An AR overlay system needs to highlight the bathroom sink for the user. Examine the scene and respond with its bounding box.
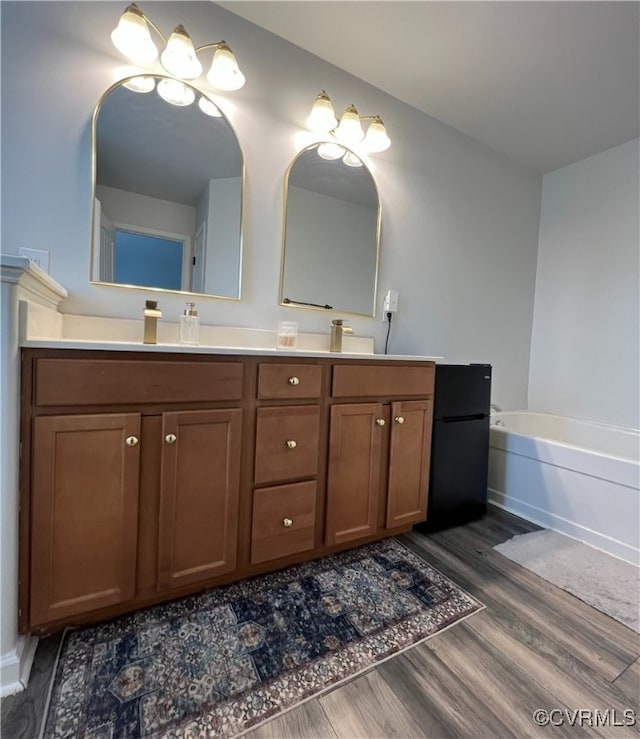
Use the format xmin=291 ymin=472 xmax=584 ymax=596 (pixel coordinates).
xmin=19 ymin=304 xmax=441 ymax=361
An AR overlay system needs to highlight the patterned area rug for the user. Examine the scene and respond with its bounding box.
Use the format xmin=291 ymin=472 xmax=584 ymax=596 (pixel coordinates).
xmin=42 ymin=538 xmax=483 ymax=738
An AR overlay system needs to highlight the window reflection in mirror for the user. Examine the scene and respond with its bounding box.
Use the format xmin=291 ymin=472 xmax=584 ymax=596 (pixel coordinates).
xmin=280 ymin=143 xmax=380 ymax=317
xmin=91 ymin=76 xmax=243 ymax=299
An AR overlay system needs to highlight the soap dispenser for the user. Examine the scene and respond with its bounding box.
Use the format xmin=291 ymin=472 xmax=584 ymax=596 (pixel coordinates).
xmin=179 ymin=302 xmax=200 ymax=345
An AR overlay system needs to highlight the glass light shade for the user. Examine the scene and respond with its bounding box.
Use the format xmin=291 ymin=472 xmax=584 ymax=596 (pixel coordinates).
xmin=198 ymin=96 xmax=222 ymax=117
xmin=342 ymin=151 xmax=363 ymax=168
xmin=123 ymin=76 xmax=156 ymax=93
xmin=160 ymin=25 xmax=202 ymax=80
xmin=306 ymin=91 xmax=337 ymax=132
xmin=207 ymin=44 xmax=245 ymax=91
xmin=111 ymin=4 xmax=158 ymax=64
xmin=363 ymin=117 xmax=391 ymax=153
xmin=336 ymin=105 xmax=364 ymax=144
xmin=157 ymin=78 xmax=196 ymax=106
xmin=317 ymin=142 xmax=345 ymax=160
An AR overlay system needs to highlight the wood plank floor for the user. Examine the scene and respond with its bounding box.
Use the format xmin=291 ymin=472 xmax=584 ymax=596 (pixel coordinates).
xmin=3 ymin=507 xmax=638 ymax=738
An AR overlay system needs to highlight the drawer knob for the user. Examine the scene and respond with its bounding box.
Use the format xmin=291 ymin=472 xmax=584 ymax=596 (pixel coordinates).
xmin=125 ymin=435 xmax=139 ymax=447
xmin=288 ymin=376 xmax=300 ymax=385
xmin=286 ymin=439 xmax=297 ymax=449
xmin=375 ymin=418 xmax=385 ymax=427
xmin=283 ymin=517 xmax=293 ymax=528
xmin=394 ymin=416 xmax=405 ymax=424
xmin=165 ymin=433 xmax=177 ymax=444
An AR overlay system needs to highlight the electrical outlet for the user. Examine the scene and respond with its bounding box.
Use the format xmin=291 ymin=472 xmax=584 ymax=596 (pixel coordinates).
xmin=19 ymin=247 xmax=50 ymax=273
xmin=382 ymin=290 xmax=399 ymax=319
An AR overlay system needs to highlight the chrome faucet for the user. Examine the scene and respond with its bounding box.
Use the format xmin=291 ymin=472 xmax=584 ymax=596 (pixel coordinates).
xmin=330 ymin=319 xmax=353 ymax=352
xmin=490 ymin=403 xmax=503 ymax=413
xmin=143 ymin=300 xmax=162 ymax=344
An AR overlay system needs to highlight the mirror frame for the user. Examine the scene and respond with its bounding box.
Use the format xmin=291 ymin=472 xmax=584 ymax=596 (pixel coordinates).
xmin=89 ymin=75 xmax=245 ymax=301
xmin=279 ymin=143 xmax=381 ymax=318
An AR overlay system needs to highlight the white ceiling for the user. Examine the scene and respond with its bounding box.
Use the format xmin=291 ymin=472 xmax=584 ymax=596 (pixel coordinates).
xmin=219 ymin=1 xmax=639 ymax=173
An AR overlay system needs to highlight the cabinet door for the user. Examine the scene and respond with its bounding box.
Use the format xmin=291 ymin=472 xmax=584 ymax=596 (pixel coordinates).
xmin=30 ymin=413 xmax=140 ymax=627
xmin=386 ymin=400 xmax=432 ymax=528
xmin=158 ymin=409 xmax=242 ymax=589
xmin=325 ymin=403 xmax=383 ymax=546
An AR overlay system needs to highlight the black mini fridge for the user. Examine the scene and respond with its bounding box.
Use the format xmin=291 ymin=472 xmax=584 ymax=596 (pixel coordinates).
xmin=416 ymin=364 xmax=492 ymax=533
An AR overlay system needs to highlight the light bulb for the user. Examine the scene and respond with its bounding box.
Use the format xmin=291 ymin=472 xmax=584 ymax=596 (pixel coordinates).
xmin=157 ymin=78 xmax=195 ymax=106
xmin=123 ymin=76 xmax=156 ymax=93
xmin=111 ymin=4 xmax=158 ymax=64
xmin=317 ymin=142 xmax=345 ymax=160
xmin=336 ymin=105 xmax=364 ymax=145
xmin=198 ymin=96 xmax=222 ymax=117
xmin=306 ymin=91 xmax=337 ymax=133
xmin=160 ymin=25 xmax=202 ymax=80
xmin=363 ymin=116 xmax=391 ymax=153
xmin=342 ymin=151 xmax=363 ymax=167
xmin=207 ymin=43 xmax=245 ymax=91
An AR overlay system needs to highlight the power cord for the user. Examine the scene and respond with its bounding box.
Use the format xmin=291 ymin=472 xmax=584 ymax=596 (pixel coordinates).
xmin=384 ymin=312 xmax=392 ymax=354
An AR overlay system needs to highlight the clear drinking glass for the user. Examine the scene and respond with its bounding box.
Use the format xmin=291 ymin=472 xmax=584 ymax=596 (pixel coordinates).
xmin=276 ymin=321 xmax=298 ymax=350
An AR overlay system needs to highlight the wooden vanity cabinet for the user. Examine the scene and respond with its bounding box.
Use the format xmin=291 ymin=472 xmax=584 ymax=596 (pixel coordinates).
xmin=21 ymin=352 xmax=245 ymax=632
xmin=157 ymin=409 xmax=242 ymax=590
xmin=29 ymin=413 xmax=141 ymax=627
xmin=20 ymin=350 xmax=434 ymax=634
xmin=28 ymin=407 xmax=243 ymax=628
xmin=325 ymin=364 xmax=434 ymax=546
xmin=325 ymin=399 xmax=433 ymax=546
xmin=250 ymin=362 xmax=323 ymax=566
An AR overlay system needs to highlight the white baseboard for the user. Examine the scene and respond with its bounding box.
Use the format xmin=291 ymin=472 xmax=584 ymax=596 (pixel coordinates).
xmin=489 ymin=488 xmax=640 ymax=566
xmin=0 ymin=635 xmax=39 ymax=697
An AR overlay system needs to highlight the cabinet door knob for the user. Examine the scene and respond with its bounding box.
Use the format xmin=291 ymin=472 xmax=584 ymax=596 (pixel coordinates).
xmin=283 ymin=517 xmax=293 ymax=528
xmin=125 ymin=435 xmax=139 ymax=447
xmin=375 ymin=418 xmax=385 ymax=426
xmin=165 ymin=433 xmax=177 ymax=444
xmin=288 ymin=376 xmax=300 ymax=385
xmin=394 ymin=416 xmax=405 ymax=424
xmin=286 ymin=439 xmax=297 ymax=449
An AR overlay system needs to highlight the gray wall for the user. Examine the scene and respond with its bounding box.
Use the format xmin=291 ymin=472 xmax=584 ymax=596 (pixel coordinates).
xmin=1 ymin=1 xmax=542 ymax=408
xmin=529 ymin=138 xmax=639 ymax=429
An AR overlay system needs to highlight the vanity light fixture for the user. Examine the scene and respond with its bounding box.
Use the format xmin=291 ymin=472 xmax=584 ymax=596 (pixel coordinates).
xmin=307 ymin=90 xmax=391 ymax=154
xmin=111 ymin=3 xmax=246 ymax=92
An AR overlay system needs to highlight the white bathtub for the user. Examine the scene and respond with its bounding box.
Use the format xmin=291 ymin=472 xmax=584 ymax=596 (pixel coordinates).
xmin=488 ymin=412 xmax=640 ymax=565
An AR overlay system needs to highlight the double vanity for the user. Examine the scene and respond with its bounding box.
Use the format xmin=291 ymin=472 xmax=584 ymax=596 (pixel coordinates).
xmin=18 ymin=324 xmax=438 ymax=634
xmin=11 ymin=65 xmax=426 ymax=641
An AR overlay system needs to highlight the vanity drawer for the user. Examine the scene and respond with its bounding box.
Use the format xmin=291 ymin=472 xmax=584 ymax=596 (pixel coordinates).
xmin=34 ymin=359 xmax=244 ymax=407
xmin=257 ymin=363 xmax=322 ymax=400
xmin=332 ymin=364 xmax=435 ymax=398
xmin=254 ymin=405 xmax=320 ymax=484
xmin=251 ymin=481 xmax=317 ymax=564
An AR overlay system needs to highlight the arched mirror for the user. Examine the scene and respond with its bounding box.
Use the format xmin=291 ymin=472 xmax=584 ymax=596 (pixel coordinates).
xmin=280 ymin=143 xmax=380 ymax=316
xmin=91 ymin=76 xmax=243 ymax=299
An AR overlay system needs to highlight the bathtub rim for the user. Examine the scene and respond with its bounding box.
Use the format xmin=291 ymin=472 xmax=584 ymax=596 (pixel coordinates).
xmin=490 ymin=410 xmax=640 ymax=467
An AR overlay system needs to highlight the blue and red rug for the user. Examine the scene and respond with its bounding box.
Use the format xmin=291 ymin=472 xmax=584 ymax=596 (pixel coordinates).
xmin=42 ymin=538 xmax=483 ymax=738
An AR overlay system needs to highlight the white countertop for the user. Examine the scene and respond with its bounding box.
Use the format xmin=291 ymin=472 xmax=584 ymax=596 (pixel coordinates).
xmin=21 ymin=337 xmax=442 ymax=362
